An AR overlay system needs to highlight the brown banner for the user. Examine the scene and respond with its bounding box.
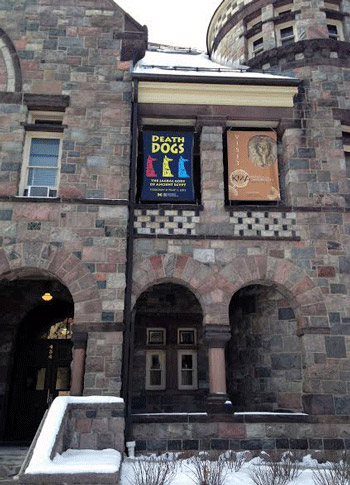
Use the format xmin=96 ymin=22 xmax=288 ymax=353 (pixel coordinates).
xmin=227 ymin=130 xmax=280 ymax=201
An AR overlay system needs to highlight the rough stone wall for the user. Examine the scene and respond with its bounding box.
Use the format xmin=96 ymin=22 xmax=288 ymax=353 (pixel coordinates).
xmin=228 ymin=285 xmax=302 ymax=412
xmin=0 ymin=0 xmax=143 ymax=405
xmin=0 ymin=0 xmax=132 ymax=200
xmin=132 ymin=118 xmax=350 ymax=417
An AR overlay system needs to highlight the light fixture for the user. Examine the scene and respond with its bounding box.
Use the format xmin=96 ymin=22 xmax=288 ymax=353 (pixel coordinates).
xmin=42 ymin=292 xmax=53 ymax=302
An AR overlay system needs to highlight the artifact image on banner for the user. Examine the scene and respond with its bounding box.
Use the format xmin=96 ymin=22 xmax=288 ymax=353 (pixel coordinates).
xmin=227 ymin=130 xmax=280 ymax=201
xmin=141 ymin=131 xmax=195 ymax=202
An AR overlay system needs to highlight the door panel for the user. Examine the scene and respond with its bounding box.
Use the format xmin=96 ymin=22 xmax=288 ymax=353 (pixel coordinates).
xmin=6 ymin=339 xmax=72 ymax=441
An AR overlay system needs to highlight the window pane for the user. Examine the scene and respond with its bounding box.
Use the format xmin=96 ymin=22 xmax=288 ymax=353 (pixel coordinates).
xmin=182 ymin=370 xmax=193 ymax=386
xmin=180 ymin=330 xmax=195 ymax=344
xmin=28 ymin=168 xmax=57 ymax=186
xmin=280 ymin=27 xmax=294 ymax=38
xmin=56 ymin=367 xmax=70 ymax=390
xmin=151 ymin=355 xmax=161 ymax=369
xmin=150 ymin=370 xmax=161 ymax=386
xmin=182 ymin=354 xmax=193 ymax=369
xmin=36 ymin=368 xmax=46 ymax=390
xmin=328 ymin=24 xmax=338 ymax=35
xmin=29 ymin=138 xmax=60 ymax=167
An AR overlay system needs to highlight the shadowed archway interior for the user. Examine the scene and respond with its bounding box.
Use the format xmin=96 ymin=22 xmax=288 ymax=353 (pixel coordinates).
xmin=131 ymin=282 xmax=207 ymax=414
xmin=0 ymin=274 xmax=73 ymax=442
xmin=227 ymin=283 xmax=303 ymax=413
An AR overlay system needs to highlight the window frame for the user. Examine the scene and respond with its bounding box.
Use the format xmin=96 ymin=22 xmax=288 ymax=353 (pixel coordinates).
xmin=146 ymin=350 xmax=166 ymax=390
xmin=177 ymin=328 xmax=197 ymax=346
xmin=177 ymin=349 xmax=198 ymax=390
xmin=248 ymin=33 xmax=264 ymax=58
xmin=276 ymin=22 xmax=296 ymax=46
xmin=327 ymin=20 xmax=344 ymax=40
xmin=19 ymin=130 xmax=63 ymax=198
xmin=147 ymin=328 xmax=166 ymax=346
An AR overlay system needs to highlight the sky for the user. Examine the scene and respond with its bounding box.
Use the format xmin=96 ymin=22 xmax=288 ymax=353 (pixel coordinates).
xmin=115 ymin=0 xmax=222 ymax=52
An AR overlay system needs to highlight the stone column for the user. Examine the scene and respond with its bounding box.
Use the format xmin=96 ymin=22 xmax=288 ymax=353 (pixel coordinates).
xmin=204 ymin=325 xmax=232 ymax=413
xmin=70 ymin=332 xmax=88 ymax=396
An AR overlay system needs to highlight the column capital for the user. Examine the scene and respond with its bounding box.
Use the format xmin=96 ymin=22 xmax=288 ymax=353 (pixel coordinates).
xmin=196 ymin=115 xmax=227 ymax=131
xmin=203 ymin=324 xmax=231 ymax=348
xmin=72 ymin=331 xmax=88 ymax=349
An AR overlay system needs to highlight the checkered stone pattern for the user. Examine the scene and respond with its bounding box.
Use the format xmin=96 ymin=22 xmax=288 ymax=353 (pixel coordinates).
xmin=229 ymin=210 xmax=299 ymax=238
xmin=134 ymin=209 xmax=200 ymax=236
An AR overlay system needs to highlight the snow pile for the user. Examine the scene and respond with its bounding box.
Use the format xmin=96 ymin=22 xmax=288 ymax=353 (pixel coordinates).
xmin=26 ymin=396 xmax=123 ymax=475
xmin=120 ymin=453 xmax=322 ymax=485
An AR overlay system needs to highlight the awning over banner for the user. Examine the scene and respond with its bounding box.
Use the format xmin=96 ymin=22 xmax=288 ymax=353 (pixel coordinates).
xmin=227 ymin=130 xmax=280 ymax=201
xmin=141 ymin=131 xmax=195 ymax=202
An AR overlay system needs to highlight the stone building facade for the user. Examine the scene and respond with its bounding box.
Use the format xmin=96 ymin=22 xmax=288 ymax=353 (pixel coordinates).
xmin=0 ymin=0 xmax=146 ymax=444
xmin=0 ymin=0 xmax=350 ymax=463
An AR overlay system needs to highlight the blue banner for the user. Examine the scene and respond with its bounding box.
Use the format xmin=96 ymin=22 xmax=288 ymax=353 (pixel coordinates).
xmin=141 ymin=131 xmax=195 ymax=202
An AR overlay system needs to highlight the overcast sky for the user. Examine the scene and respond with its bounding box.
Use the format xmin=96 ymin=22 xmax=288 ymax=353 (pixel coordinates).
xmin=116 ymin=0 xmax=222 ymax=51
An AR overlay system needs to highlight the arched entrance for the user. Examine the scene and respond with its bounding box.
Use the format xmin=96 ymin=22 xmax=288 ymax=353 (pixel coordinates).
xmin=227 ymin=283 xmax=303 ymax=413
xmin=131 ymin=282 xmax=207 ymax=414
xmin=0 ymin=272 xmax=73 ymax=442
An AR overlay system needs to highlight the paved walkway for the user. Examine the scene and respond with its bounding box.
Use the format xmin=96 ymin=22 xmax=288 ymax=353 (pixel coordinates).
xmin=0 ymin=447 xmax=28 ymax=483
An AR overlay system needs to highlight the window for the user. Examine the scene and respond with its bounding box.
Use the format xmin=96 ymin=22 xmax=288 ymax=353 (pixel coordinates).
xmin=327 ymin=21 xmax=343 ymax=40
xmin=178 ymin=328 xmax=197 ymax=345
xmin=147 ymin=328 xmax=166 ymax=345
xmin=279 ymin=25 xmax=295 ymax=45
xmin=20 ymin=111 xmax=64 ymax=197
xmin=178 ymin=350 xmax=197 ymax=390
xmin=252 ymin=37 xmax=264 ymax=55
xmin=248 ymin=34 xmax=264 ymax=58
xmin=146 ymin=351 xmax=166 ymax=390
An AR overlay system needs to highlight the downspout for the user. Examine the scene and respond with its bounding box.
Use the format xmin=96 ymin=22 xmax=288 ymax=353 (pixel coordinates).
xmin=122 ymin=78 xmax=138 ymax=442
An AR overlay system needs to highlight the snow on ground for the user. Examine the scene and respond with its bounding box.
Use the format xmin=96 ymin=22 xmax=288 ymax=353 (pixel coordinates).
xmin=120 ymin=454 xmax=320 ymax=485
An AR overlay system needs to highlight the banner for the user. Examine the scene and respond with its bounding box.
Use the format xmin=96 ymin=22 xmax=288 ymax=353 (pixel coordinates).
xmin=227 ymin=131 xmax=280 ymax=201
xmin=141 ymin=131 xmax=195 ymax=202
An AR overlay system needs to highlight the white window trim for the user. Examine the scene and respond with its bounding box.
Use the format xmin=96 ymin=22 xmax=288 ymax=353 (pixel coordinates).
xmin=247 ymin=15 xmax=261 ymax=31
xmin=28 ymin=110 xmax=65 ymax=124
xmin=327 ymin=20 xmax=344 ymax=41
xmin=275 ymin=3 xmax=294 ymax=16
xmin=177 ymin=328 xmax=197 ymax=345
xmin=147 ymin=328 xmax=166 ymax=346
xmin=324 ymin=2 xmax=340 ymax=11
xmin=248 ymin=33 xmax=264 ymax=59
xmin=177 ymin=350 xmax=198 ymax=390
xmin=146 ymin=350 xmax=166 ymax=390
xmin=19 ymin=131 xmax=63 ymax=197
xmin=276 ymin=21 xmax=297 ymax=47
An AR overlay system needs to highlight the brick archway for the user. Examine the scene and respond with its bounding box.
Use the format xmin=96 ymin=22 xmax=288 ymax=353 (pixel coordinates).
xmin=220 ymin=255 xmax=329 ymax=332
xmin=132 ymin=254 xmax=328 ymax=331
xmin=0 ymin=28 xmax=22 ymax=92
xmin=0 ymin=242 xmax=102 ymax=324
xmin=132 ymin=254 xmax=238 ymax=325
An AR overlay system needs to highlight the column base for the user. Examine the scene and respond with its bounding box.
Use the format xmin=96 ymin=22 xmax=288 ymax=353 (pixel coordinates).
xmin=207 ymin=393 xmax=233 ymax=414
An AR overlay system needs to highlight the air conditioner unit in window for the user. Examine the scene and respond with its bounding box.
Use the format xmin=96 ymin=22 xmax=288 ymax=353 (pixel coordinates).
xmin=24 ymin=186 xmax=57 ymax=197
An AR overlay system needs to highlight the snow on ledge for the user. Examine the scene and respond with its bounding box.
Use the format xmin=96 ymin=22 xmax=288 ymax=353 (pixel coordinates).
xmin=26 ymin=396 xmax=123 ymax=475
xmin=234 ymin=412 xmax=308 ymax=416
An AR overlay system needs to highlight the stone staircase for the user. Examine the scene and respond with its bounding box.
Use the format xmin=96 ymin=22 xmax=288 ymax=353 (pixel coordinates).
xmin=0 ymin=447 xmax=28 ymax=483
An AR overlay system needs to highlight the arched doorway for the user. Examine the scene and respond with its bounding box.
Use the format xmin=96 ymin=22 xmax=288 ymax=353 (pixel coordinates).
xmin=131 ymin=282 xmax=207 ymax=414
xmin=0 ymin=272 xmax=73 ymax=442
xmin=227 ymin=283 xmax=303 ymax=413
